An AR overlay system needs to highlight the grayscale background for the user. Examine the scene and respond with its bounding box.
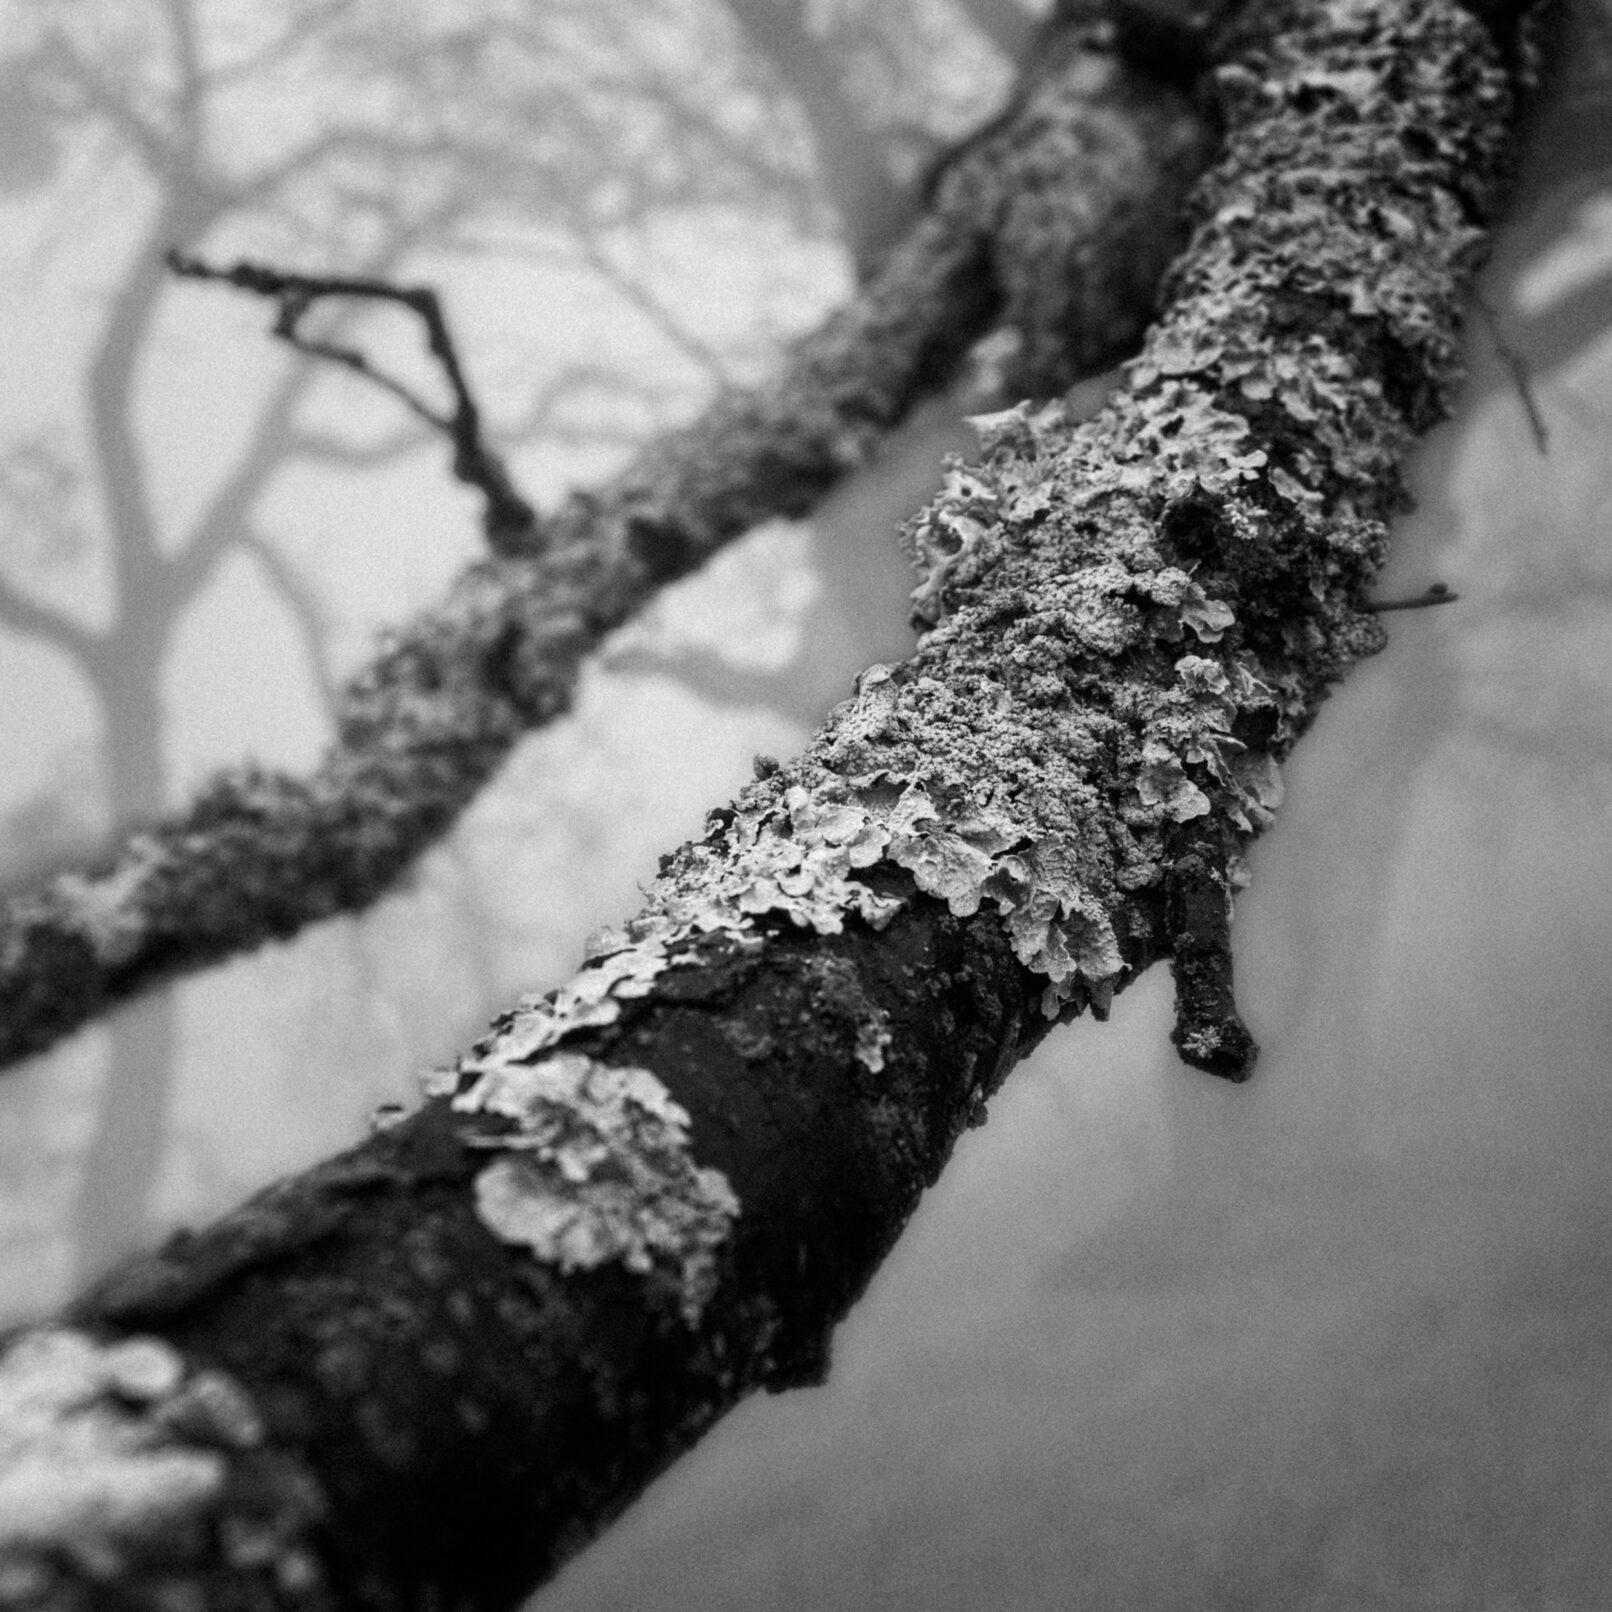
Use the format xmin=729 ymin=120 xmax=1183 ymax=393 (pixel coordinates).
xmin=2 ymin=3 xmax=1611 ymax=1606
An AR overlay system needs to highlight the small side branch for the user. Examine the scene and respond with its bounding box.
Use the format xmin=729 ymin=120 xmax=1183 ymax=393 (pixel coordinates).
xmin=1164 ymin=825 xmax=1256 ymax=1082
xmin=1474 ymin=289 xmax=1549 ymax=454
xmin=165 ymin=250 xmax=542 ymax=555
xmin=1366 ymin=582 xmax=1459 ymax=611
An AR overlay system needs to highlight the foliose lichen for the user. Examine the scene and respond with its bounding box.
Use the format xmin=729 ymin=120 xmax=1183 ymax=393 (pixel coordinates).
xmin=0 ymin=1328 xmax=325 ymax=1607
xmin=449 ymin=1051 xmax=739 ymax=1326
xmin=53 ymin=836 xmax=168 ymax=969
xmin=0 ymin=16 xmax=1216 ymax=1081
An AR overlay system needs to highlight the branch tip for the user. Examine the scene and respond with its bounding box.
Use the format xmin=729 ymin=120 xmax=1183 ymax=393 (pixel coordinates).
xmin=1164 ymin=831 xmax=1257 ymax=1082
xmin=1366 ymin=582 xmax=1458 ymax=612
xmin=164 ymin=248 xmax=543 ymax=558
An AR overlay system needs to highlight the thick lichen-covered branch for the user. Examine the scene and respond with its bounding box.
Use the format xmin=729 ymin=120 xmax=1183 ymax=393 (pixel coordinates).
xmin=0 ymin=14 xmax=1212 ymax=1072
xmin=0 ymin=4 xmax=1519 ymax=1609
xmin=609 ymin=0 xmax=1513 ymax=1082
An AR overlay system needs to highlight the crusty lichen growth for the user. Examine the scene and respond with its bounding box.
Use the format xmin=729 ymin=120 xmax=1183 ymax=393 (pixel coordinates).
xmin=443 ymin=0 xmax=1513 ymax=1093
xmin=0 ymin=1329 xmax=328 ymax=1610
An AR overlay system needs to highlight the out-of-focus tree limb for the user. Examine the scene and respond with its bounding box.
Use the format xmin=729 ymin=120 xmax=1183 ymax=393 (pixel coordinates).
xmin=572 ymin=233 xmax=735 ymax=383
xmin=0 ymin=5 xmax=1527 ymax=1607
xmin=719 ymin=0 xmax=921 ymax=276
xmin=238 ymin=527 xmax=342 ymax=720
xmin=164 ymin=251 xmax=541 ymax=554
xmin=0 ymin=572 xmax=97 ymax=661
xmin=35 ymin=27 xmax=174 ymax=175
xmin=162 ymin=0 xmax=205 ymax=154
xmin=208 ymin=0 xmax=361 ymax=89
xmin=0 ymin=9 xmax=1215 ymax=1071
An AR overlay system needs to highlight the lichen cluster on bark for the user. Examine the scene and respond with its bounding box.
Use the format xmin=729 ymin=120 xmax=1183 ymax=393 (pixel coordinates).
xmin=0 ymin=2 xmax=1525 ymax=1609
xmin=0 ymin=13 xmax=1209 ymax=1073
xmin=515 ymin=0 xmax=1513 ymax=1086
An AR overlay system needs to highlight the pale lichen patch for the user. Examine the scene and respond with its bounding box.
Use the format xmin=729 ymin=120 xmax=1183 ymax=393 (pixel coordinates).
xmin=490 ymin=939 xmax=686 ymax=1062
xmin=452 ymin=1052 xmax=739 ymax=1326
xmin=854 ymin=1012 xmax=892 ymax=1074
xmin=54 ymin=836 xmax=167 ymax=969
xmin=0 ymin=1328 xmax=318 ymax=1603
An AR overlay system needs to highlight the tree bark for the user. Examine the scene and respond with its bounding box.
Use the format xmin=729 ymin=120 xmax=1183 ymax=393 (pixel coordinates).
xmin=0 ymin=2 xmax=1524 ymax=1609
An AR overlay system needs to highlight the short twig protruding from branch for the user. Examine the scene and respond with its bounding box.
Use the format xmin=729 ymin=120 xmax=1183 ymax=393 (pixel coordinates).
xmin=1366 ymin=581 xmax=1459 ymax=612
xmin=165 ymin=250 xmax=542 ymax=556
xmin=1164 ymin=822 xmax=1257 ymax=1082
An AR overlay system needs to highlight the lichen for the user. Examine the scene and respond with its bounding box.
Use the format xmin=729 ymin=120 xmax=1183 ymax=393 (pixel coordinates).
xmin=450 ymin=1051 xmax=739 ymax=1326
xmin=54 ymin=836 xmax=167 ymax=968
xmin=854 ymin=1011 xmax=892 ymax=1074
xmin=0 ymin=1328 xmax=325 ymax=1606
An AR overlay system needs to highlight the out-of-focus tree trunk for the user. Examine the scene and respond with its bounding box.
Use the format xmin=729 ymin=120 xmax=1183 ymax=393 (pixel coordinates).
xmin=67 ymin=200 xmax=215 ymax=1282
xmin=74 ymin=665 xmax=177 ymax=1282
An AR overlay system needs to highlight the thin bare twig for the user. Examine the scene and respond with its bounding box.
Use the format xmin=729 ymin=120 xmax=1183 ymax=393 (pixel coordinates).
xmin=1366 ymin=582 xmax=1459 ymax=611
xmin=1474 ymin=288 xmax=1550 ymax=454
xmin=165 ymin=250 xmax=542 ymax=554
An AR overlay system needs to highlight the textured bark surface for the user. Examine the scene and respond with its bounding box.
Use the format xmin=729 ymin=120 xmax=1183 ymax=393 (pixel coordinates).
xmin=0 ymin=3 xmax=1522 ymax=1609
xmin=0 ymin=15 xmax=1211 ymax=1072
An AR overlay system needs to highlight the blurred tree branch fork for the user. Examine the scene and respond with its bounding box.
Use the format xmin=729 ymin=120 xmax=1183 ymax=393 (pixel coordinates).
xmin=162 ymin=251 xmax=542 ymax=555
xmin=0 ymin=2 xmax=1538 ymax=1609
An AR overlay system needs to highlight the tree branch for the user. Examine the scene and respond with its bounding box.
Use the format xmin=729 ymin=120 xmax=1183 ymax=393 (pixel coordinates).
xmin=283 ymin=422 xmax=433 ymax=468
xmin=720 ymin=0 xmax=919 ymax=277
xmin=0 ymin=571 xmax=97 ymax=663
xmin=601 ymin=639 xmax=817 ymax=718
xmin=36 ymin=27 xmax=174 ymax=176
xmin=574 ymin=233 xmax=734 ymax=384
xmin=0 ymin=6 xmax=1523 ymax=1607
xmin=161 ymin=0 xmax=205 ymax=156
xmin=1367 ymin=582 xmax=1460 ymax=612
xmin=954 ymin=0 xmax=1040 ymax=61
xmin=0 ymin=17 xmax=1213 ymax=1073
xmin=165 ymin=251 xmax=542 ymax=555
xmin=1474 ymin=288 xmax=1550 ymax=451
xmin=231 ymin=127 xmax=480 ymax=212
xmin=210 ymin=0 xmax=360 ymax=89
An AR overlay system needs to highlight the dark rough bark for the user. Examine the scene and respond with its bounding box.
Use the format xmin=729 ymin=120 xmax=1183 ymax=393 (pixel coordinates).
xmin=0 ymin=3 xmax=1522 ymax=1609
xmin=0 ymin=16 xmax=1211 ymax=1073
